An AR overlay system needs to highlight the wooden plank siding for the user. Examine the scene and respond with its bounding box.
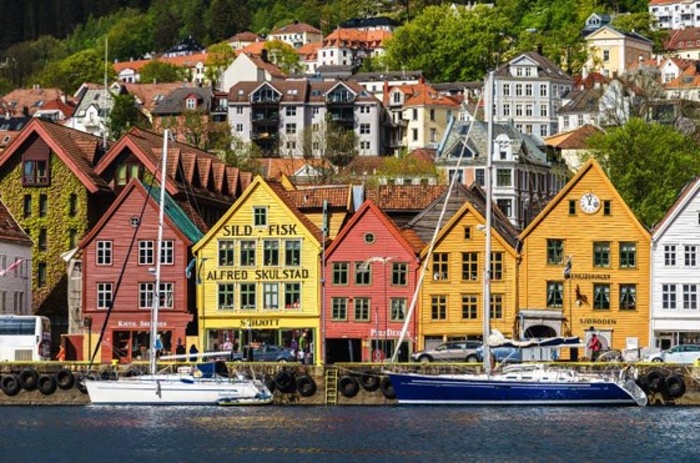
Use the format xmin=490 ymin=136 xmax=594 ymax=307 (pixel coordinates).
xmin=519 ymin=159 xmax=651 ymax=352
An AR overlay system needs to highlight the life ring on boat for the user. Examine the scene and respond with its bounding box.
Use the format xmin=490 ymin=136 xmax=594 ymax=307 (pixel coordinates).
xmin=666 ymin=375 xmax=686 ymax=399
xmin=358 ymin=371 xmax=380 ymax=392
xmin=37 ymin=374 xmax=57 ymax=395
xmin=296 ymin=375 xmax=317 ymax=397
xmin=55 ymin=368 xmax=75 ymax=390
xmin=380 ymin=376 xmax=396 ymax=399
xmin=274 ymin=370 xmax=295 ymax=393
xmin=338 ymin=375 xmax=360 ymax=398
xmin=646 ymin=370 xmax=665 ymax=393
xmin=18 ymin=368 xmax=38 ymax=391
xmin=1 ymin=374 xmax=21 ymax=396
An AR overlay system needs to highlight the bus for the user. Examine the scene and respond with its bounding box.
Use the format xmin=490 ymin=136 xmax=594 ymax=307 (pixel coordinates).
xmin=0 ymin=315 xmax=51 ymax=362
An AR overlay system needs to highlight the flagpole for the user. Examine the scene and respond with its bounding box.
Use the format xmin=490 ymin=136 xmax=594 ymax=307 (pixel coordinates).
xmin=565 ymin=255 xmax=572 ymax=336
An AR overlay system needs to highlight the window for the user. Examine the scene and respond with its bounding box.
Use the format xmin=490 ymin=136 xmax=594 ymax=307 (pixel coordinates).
xmin=464 ymin=226 xmax=471 ymax=240
xmin=263 ymin=240 xmax=279 ymax=266
xmin=360 ymin=106 xmax=370 ymax=114
xmin=253 ymin=207 xmax=267 ymax=226
xmin=139 ymin=240 xmax=154 ymax=265
xmin=568 ymin=200 xmax=576 ymax=215
xmin=593 ymin=242 xmax=610 ymax=267
xmin=360 ymin=123 xmax=370 ymax=134
xmin=97 ymin=283 xmax=113 ymax=309
xmin=540 ymin=125 xmax=548 ymax=137
xmin=620 ymin=242 xmax=637 ymax=268
xmin=23 ymin=159 xmax=49 ymax=186
xmin=23 ymin=195 xmax=31 ymax=218
xmin=160 ymin=240 xmax=174 ymax=264
xmin=515 ymin=84 xmax=523 ymax=96
xmin=392 ymin=263 xmax=407 ymax=286
xmin=603 ymin=200 xmax=611 ymax=215
xmin=462 ymin=252 xmax=478 ymax=281
xmin=240 ymin=240 xmax=256 ymax=266
xmin=412 ymin=108 xmax=418 ymax=121
xmin=186 ymin=98 xmax=196 ymax=110
xmin=284 ymin=282 xmax=300 ymax=308
xmin=332 ymin=298 xmax=348 ymax=320
xmin=115 ymin=163 xmax=141 ymax=186
xmin=391 ymin=298 xmax=407 ymax=321
xmin=285 ymin=123 xmax=296 ymax=134
xmin=37 ymin=228 xmax=47 ymax=252
xmin=515 ymin=104 xmax=523 ymax=116
xmin=363 ymin=233 xmax=375 ymax=244
xmin=285 ymin=240 xmax=301 ymax=266
xmin=462 ymin=294 xmax=478 ymax=319
xmin=683 ymin=284 xmax=698 ymax=309
xmin=355 ymin=262 xmax=371 ymax=285
xmin=39 ymin=194 xmax=47 ymax=217
xmin=96 ymin=241 xmax=112 ymax=265
xmin=540 ymin=104 xmax=548 ymax=117
xmin=139 ymin=283 xmax=154 ymax=308
xmin=685 ymin=245 xmax=697 ymax=267
xmin=603 ymin=50 xmax=610 ymax=62
xmin=332 ymin=262 xmax=349 ymax=285
xmin=431 ymin=295 xmax=447 ymax=320
xmin=240 ymin=283 xmax=256 ymax=309
xmin=37 ymin=263 xmax=47 ymax=287
xmin=490 ymin=294 xmax=503 ymax=319
xmin=662 ymin=284 xmax=677 ymax=309
xmin=620 ymin=284 xmax=637 ymax=310
xmin=547 ymin=281 xmax=564 ymax=308
xmin=503 ymin=104 xmax=511 ymax=117
xmin=593 ymin=284 xmax=610 ymax=309
xmin=503 ymin=84 xmax=510 ymax=96
xmin=236 ymin=124 xmax=243 ymax=132
xmin=285 ymin=106 xmax=297 ymax=117
xmin=540 ymin=85 xmax=548 ymax=97
xmin=263 ymin=283 xmax=279 ymax=309
xmin=496 ymin=199 xmax=512 ymax=217
xmin=430 ymin=128 xmax=437 ymax=143
xmin=354 ymin=297 xmax=370 ymax=321
xmin=563 ymin=116 xmax=569 ymax=128
xmin=496 ymin=169 xmax=511 ymax=187
xmin=219 ymin=240 xmax=235 ymax=266
xmin=430 ymin=109 xmax=435 ymax=121
xmin=525 ymin=84 xmax=533 ymax=96
xmin=69 ymin=194 xmax=77 ymax=217
xmin=412 ymin=128 xmax=418 ymax=141
xmin=218 ymin=283 xmax=235 ymax=309
xmin=432 ymin=253 xmax=448 ymax=281
xmin=68 ymin=229 xmax=77 ymax=249
xmin=491 ymin=252 xmax=503 ymax=280
xmin=236 ymin=106 xmax=244 ymax=114
xmin=475 ymin=169 xmax=485 ymax=186
xmin=664 ymin=245 xmax=677 ymax=266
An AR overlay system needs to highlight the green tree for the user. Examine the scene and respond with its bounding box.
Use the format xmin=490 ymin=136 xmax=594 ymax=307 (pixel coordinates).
xmin=38 ymin=48 xmax=114 ymax=93
xmin=612 ymin=13 xmax=667 ymax=53
xmin=587 ymin=118 xmax=700 ymax=227
xmin=205 ymin=42 xmax=236 ymax=86
xmin=264 ymin=40 xmax=299 ymax=75
xmin=139 ymin=60 xmax=185 ymax=84
xmin=107 ymin=14 xmax=154 ymax=61
xmin=109 ymin=92 xmax=149 ymax=139
xmin=206 ymin=0 xmax=251 ymax=44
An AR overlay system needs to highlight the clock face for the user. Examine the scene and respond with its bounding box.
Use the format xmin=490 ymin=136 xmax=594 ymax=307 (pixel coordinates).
xmin=580 ymin=193 xmax=601 ymax=214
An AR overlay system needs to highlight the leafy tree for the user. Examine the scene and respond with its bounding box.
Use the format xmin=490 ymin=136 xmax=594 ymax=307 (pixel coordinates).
xmin=107 ymin=13 xmax=154 ymax=61
xmin=264 ymin=41 xmax=300 ymax=75
xmin=110 ymin=92 xmax=149 ymax=139
xmin=139 ymin=60 xmax=185 ymax=84
xmin=224 ymin=134 xmax=265 ymax=174
xmin=586 ymin=118 xmax=700 ymax=227
xmin=38 ymin=48 xmax=114 ymax=93
xmin=206 ymin=0 xmax=251 ymax=44
xmin=612 ymin=13 xmax=667 ymax=53
xmin=298 ymin=120 xmax=358 ymax=183
xmin=205 ymin=42 xmax=237 ymax=87
xmin=146 ymin=0 xmax=183 ymax=51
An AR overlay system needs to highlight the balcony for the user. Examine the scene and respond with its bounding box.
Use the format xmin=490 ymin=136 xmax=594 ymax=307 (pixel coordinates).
xmin=251 ymin=111 xmax=280 ymax=125
xmin=250 ymin=95 xmax=281 ymax=105
xmin=251 ymin=131 xmax=279 ymax=141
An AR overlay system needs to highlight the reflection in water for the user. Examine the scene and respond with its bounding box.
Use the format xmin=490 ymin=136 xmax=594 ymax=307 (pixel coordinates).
xmin=3 ymin=406 xmax=700 ymax=462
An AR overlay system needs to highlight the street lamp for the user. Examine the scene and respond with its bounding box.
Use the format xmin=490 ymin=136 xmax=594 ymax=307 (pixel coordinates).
xmin=197 ymin=257 xmax=208 ymax=351
xmin=360 ymin=256 xmax=394 ymax=362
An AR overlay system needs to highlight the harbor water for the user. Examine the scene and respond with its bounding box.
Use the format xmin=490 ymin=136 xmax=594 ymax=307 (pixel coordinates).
xmin=3 ymin=405 xmax=700 ymax=462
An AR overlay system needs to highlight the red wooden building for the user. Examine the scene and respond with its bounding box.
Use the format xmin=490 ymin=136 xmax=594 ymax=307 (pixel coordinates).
xmin=324 ymin=200 xmax=423 ymax=363
xmin=79 ymin=179 xmax=203 ymax=363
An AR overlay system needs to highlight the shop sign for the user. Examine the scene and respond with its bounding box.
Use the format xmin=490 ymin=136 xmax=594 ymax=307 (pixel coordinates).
xmin=207 ymin=268 xmax=309 ymax=281
xmin=370 ymin=328 xmax=410 ymax=338
xmin=570 ymin=273 xmax=611 ymax=280
xmin=240 ymin=318 xmax=281 ymax=328
xmin=222 ymin=224 xmax=299 ymax=237
xmin=578 ymin=318 xmax=617 ymax=326
xmin=115 ymin=320 xmax=168 ymax=328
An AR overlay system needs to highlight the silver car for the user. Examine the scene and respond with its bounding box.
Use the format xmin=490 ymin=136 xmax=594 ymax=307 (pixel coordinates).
xmin=646 ymin=344 xmax=700 ymax=364
xmin=411 ymin=340 xmax=482 ymax=363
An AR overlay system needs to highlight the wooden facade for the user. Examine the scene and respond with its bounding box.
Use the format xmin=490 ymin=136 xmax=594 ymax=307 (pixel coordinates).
xmin=518 ymin=159 xmax=651 ymax=355
xmin=79 ymin=180 xmax=201 ymax=363
xmin=192 ymin=177 xmax=324 ymax=364
xmin=324 ymin=200 xmax=422 ymax=363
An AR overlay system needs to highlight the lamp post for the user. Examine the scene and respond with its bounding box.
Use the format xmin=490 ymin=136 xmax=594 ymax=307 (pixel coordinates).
xmin=197 ymin=257 xmax=208 ymax=351
xmin=361 ymin=256 xmax=394 ymax=362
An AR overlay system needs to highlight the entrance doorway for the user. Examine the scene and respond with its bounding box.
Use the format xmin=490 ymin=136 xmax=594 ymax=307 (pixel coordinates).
xmin=326 ymin=338 xmax=361 ymax=363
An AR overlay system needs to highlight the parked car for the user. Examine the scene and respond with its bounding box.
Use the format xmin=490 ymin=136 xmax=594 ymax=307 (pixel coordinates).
xmin=645 ymin=344 xmax=700 ymax=364
xmin=231 ymin=344 xmax=297 ymax=362
xmin=476 ymin=345 xmax=521 ymax=363
xmin=411 ymin=340 xmax=482 ymax=363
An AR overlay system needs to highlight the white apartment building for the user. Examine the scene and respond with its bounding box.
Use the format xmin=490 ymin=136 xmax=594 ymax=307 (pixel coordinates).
xmin=649 ymin=0 xmax=700 ymax=30
xmin=0 ymin=199 xmax=32 ymax=315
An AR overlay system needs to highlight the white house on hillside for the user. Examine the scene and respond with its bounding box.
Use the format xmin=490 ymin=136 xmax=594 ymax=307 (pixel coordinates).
xmin=0 ymin=199 xmax=32 ymax=315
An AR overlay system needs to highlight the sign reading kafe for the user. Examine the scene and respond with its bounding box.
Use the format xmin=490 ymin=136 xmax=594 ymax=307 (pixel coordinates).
xmin=207 ymin=268 xmax=309 ymax=281
xmin=222 ymin=224 xmax=299 ymax=236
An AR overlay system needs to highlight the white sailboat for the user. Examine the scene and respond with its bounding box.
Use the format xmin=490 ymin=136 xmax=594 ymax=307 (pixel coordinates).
xmin=84 ymin=130 xmax=272 ymax=405
xmin=386 ymin=72 xmax=647 ymax=406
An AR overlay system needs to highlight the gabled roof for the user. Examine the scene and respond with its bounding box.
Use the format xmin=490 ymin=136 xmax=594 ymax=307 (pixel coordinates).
xmin=544 ymin=124 xmax=602 ymax=150
xmin=402 ymin=82 xmax=460 ymax=108
xmin=664 ymin=27 xmax=700 ymax=51
xmin=113 ymin=53 xmax=208 ymax=73
xmin=78 ymin=178 xmax=203 ymax=250
xmin=0 ymin=198 xmax=32 ymax=245
xmin=495 ymin=51 xmax=572 ymax=81
xmin=121 ymin=82 xmax=191 ymax=113
xmin=0 ymin=87 xmax=70 ymax=117
xmin=585 ymin=25 xmax=653 ymax=44
xmin=151 ymin=86 xmax=213 ymax=115
xmin=558 ymin=88 xmax=603 ymax=114
xmin=0 ymin=118 xmax=110 ymax=193
xmin=193 ymin=176 xmax=325 ymax=252
xmin=322 ymin=28 xmax=392 ymax=48
xmin=652 ymin=177 xmax=700 ymax=238
xmin=164 ymin=36 xmax=205 ymax=56
xmin=519 ymin=158 xmax=649 ymax=240
xmin=365 ymin=185 xmax=446 ymax=211
xmin=325 ymin=199 xmax=423 ymax=258
xmin=228 ymin=31 xmax=263 ymax=43
xmin=269 ymin=22 xmax=321 ymax=35
xmin=285 ymin=184 xmax=352 ymax=210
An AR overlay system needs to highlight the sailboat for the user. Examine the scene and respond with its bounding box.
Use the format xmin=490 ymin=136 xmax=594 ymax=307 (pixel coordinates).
xmin=84 ymin=130 xmax=272 ymax=405
xmin=385 ymin=72 xmax=647 ymax=406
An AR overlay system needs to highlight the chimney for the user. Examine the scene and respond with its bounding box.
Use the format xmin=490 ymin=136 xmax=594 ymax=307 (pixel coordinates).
xmin=261 ymin=49 xmax=269 ymax=63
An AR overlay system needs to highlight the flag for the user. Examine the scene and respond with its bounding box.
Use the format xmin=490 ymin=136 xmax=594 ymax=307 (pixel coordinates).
xmin=0 ymin=258 xmax=23 ymax=277
xmin=185 ymin=257 xmax=196 ymax=279
xmin=563 ymin=257 xmax=572 ymax=279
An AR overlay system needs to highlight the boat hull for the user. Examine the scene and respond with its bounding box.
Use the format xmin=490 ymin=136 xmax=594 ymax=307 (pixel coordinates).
xmin=387 ymin=372 xmax=644 ymax=406
xmin=85 ymin=376 xmax=271 ymax=405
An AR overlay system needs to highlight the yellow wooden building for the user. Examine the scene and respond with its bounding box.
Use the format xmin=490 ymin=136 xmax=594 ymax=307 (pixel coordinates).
xmin=518 ymin=159 xmax=650 ymax=355
xmin=417 ymin=194 xmax=519 ymax=350
xmin=191 ymin=176 xmax=325 ymax=364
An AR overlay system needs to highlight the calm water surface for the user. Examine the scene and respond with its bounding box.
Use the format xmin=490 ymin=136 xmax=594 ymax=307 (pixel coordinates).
xmin=3 ymin=405 xmax=699 ymax=462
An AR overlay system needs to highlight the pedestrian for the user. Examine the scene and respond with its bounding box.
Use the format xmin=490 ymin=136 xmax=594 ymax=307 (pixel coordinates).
xmin=588 ymin=333 xmax=602 ymax=361
xmin=189 ymin=343 xmax=199 ymax=363
xmin=290 ymin=336 xmax=299 ymax=362
xmin=56 ymin=342 xmax=66 ymax=362
xmin=175 ymin=338 xmax=186 ymax=361
xmin=222 ymin=337 xmax=233 ymax=361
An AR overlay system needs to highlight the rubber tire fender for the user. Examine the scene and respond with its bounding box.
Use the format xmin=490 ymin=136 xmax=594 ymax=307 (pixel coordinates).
xmin=358 ymin=371 xmax=380 ymax=392
xmin=635 ymin=375 xmax=650 ymax=394
xmin=646 ymin=370 xmax=665 ymax=393
xmin=295 ymin=375 xmax=317 ymax=397
xmin=666 ymin=375 xmax=686 ymax=399
xmin=55 ymin=368 xmax=75 ymax=390
xmin=274 ymin=370 xmax=295 ymax=393
xmin=338 ymin=375 xmax=360 ymax=398
xmin=1 ymin=374 xmax=21 ymax=396
xmin=37 ymin=374 xmax=57 ymax=395
xmin=380 ymin=376 xmax=396 ymax=399
xmin=75 ymin=373 xmax=96 ymax=394
xmin=264 ymin=376 xmax=277 ymax=394
xmin=19 ymin=368 xmax=38 ymax=391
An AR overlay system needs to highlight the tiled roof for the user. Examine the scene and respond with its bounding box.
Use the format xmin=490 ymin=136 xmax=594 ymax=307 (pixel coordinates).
xmin=257 ymin=157 xmax=331 ymax=179
xmin=402 ymin=82 xmax=460 ymax=108
xmin=365 ymin=185 xmax=446 ymax=210
xmin=573 ymin=72 xmax=609 ymax=89
xmin=113 ymin=52 xmax=208 ymax=73
xmin=322 ymin=28 xmax=392 ymax=48
xmin=228 ymin=31 xmax=263 ymax=42
xmin=267 ymin=180 xmax=326 ymax=244
xmin=665 ymin=64 xmax=700 ymax=89
xmin=407 ymin=148 xmax=436 ymax=163
xmin=151 ymin=86 xmax=213 ymax=115
xmin=285 ymin=185 xmax=351 ymax=209
xmin=227 ymin=79 xmax=378 ymax=104
xmin=495 ymin=51 xmax=572 ymax=81
xmin=235 ymin=51 xmax=286 ymax=78
xmin=297 ymin=42 xmax=321 ymax=60
xmin=544 ymin=124 xmax=603 ymax=150
xmin=122 ymin=82 xmax=191 ymax=112
xmin=665 ymin=27 xmax=700 ymax=50
xmin=0 ymin=87 xmax=71 ymax=117
xmin=558 ymin=88 xmax=603 ymax=114
xmin=270 ymin=22 xmax=321 ymax=35
xmin=0 ymin=198 xmax=32 ymax=245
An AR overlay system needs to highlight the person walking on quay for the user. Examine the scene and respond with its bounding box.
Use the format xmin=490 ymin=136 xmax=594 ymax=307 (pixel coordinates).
xmin=175 ymin=338 xmax=186 ymax=361
xmin=189 ymin=344 xmax=199 ymax=363
xmin=588 ymin=333 xmax=602 ymax=361
xmin=56 ymin=341 xmax=66 ymax=362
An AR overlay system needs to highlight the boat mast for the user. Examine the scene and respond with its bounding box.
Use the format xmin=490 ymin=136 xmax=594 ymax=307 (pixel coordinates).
xmin=150 ymin=130 xmax=169 ymax=376
xmin=483 ymin=71 xmax=494 ymax=376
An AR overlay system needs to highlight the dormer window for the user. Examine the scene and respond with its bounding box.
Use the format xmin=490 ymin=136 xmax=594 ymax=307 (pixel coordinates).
xmin=185 ymin=98 xmax=197 ymax=110
xmin=116 ymin=162 xmax=141 ymax=186
xmin=22 ymin=155 xmax=49 ymax=187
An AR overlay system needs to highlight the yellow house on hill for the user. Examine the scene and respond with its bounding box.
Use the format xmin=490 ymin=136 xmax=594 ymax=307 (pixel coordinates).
xmin=518 ymin=159 xmax=650 ymax=356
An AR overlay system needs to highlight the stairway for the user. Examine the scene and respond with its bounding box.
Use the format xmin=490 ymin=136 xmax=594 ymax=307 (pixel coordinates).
xmin=324 ymin=367 xmax=338 ymax=405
